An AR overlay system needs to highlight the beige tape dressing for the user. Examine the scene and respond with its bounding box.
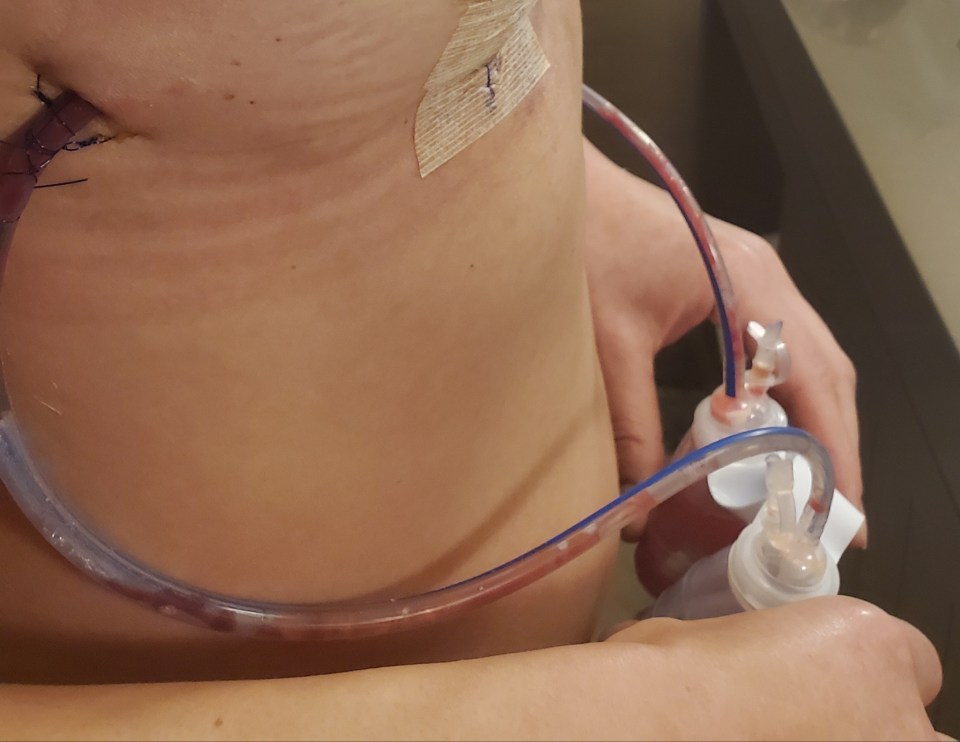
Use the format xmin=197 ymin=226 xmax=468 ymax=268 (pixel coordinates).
xmin=414 ymin=0 xmax=549 ymax=177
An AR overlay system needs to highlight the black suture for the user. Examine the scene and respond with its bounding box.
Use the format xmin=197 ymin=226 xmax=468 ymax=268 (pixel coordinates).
xmin=4 ymin=75 xmax=100 ymax=191
xmin=63 ymin=135 xmax=113 ymax=151
xmin=483 ymin=58 xmax=499 ymax=111
xmin=34 ymin=177 xmax=89 ymax=189
xmin=32 ymin=75 xmax=78 ymax=135
xmin=23 ymin=127 xmax=62 ymax=156
xmin=33 ymin=74 xmax=56 ymax=107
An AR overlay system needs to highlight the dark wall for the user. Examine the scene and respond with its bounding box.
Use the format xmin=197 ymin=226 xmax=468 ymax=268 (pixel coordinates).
xmin=582 ymin=0 xmax=782 ymax=234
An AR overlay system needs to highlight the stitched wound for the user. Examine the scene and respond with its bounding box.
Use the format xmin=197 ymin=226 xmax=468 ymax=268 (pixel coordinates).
xmin=414 ymin=0 xmax=549 ymax=178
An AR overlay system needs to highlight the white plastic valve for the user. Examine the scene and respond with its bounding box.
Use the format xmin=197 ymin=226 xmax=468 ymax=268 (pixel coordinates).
xmin=746 ymin=320 xmax=791 ymax=391
xmin=644 ymin=453 xmax=850 ymax=621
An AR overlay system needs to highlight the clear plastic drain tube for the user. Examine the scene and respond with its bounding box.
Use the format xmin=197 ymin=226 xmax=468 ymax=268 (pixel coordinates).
xmin=582 ymin=86 xmax=798 ymax=600
xmin=582 ymin=83 xmax=745 ymax=400
xmin=0 ymin=415 xmax=832 ymax=638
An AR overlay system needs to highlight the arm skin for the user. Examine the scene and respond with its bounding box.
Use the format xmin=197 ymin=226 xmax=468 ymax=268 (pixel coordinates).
xmin=0 ymin=597 xmax=943 ymax=741
xmin=583 ymin=140 xmax=865 ymax=544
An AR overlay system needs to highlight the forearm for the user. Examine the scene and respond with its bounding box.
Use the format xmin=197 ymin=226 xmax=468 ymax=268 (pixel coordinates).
xmin=0 ymin=645 xmax=661 ymax=742
xmin=0 ymin=639 xmax=788 ymax=741
xmin=2 ymin=598 xmax=942 ymax=741
xmin=7 ymin=660 xmax=513 ymax=741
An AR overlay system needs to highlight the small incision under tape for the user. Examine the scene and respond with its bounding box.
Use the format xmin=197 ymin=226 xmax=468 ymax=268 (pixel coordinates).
xmin=414 ymin=0 xmax=549 ymax=178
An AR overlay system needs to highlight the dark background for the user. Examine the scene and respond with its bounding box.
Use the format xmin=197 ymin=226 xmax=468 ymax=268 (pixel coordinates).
xmin=582 ymin=1 xmax=960 ymax=735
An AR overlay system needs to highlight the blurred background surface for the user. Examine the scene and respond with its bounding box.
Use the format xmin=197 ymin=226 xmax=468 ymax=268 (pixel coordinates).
xmin=583 ymin=2 xmax=960 ymax=734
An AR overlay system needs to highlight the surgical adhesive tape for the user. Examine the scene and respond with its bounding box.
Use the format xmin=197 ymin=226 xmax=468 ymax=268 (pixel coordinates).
xmin=415 ymin=0 xmax=549 ymax=177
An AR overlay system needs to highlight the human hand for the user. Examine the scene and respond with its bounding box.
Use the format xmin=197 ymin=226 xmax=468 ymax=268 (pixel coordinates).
xmin=583 ymin=140 xmax=864 ymax=542
xmin=602 ymin=596 xmax=945 ymax=740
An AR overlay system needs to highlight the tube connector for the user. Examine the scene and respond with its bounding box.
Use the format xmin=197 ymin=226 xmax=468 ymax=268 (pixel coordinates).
xmin=728 ymin=520 xmax=837 ymax=610
xmin=762 ymin=453 xmax=797 ymax=536
xmin=728 ymin=454 xmax=839 ymax=609
xmin=705 ymin=320 xmax=791 ymax=432
xmin=745 ymin=320 xmax=791 ymax=393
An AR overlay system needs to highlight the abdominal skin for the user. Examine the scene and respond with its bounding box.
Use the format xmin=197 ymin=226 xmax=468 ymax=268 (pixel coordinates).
xmin=0 ymin=0 xmax=620 ymax=681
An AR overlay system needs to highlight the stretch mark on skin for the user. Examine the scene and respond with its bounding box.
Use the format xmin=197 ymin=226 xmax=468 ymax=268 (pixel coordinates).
xmin=414 ymin=0 xmax=549 ymax=177
xmin=34 ymin=396 xmax=63 ymax=416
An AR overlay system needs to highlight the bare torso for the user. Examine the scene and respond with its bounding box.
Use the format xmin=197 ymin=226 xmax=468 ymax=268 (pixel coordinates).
xmin=0 ymin=0 xmax=619 ymax=682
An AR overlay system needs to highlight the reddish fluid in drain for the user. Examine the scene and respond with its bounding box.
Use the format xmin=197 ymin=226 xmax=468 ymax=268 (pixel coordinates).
xmin=633 ymin=429 xmax=747 ymax=596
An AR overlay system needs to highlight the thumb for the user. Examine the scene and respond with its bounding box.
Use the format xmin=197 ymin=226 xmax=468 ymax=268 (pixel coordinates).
xmin=595 ymin=328 xmax=665 ymax=536
xmin=610 ymin=361 xmax=665 ymax=487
